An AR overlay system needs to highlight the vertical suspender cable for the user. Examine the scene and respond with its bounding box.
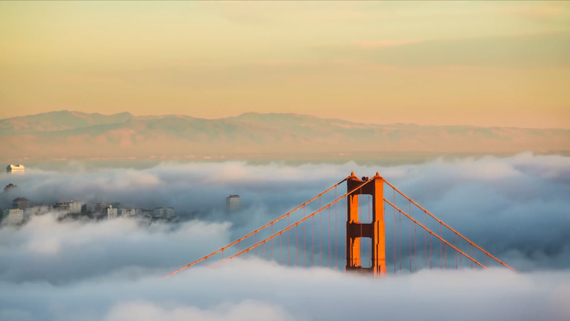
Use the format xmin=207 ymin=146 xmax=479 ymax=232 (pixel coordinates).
xmin=312 ymin=214 xmax=315 ymax=266
xmin=429 ymin=233 xmax=431 ymax=269
xmin=360 ymin=195 xmax=363 ymax=267
xmin=287 ymin=215 xmax=290 ymax=266
xmin=303 ymin=206 xmax=305 ymax=266
xmin=440 ymin=224 xmax=443 ymax=268
xmin=319 ymin=205 xmax=322 ymax=266
xmin=393 ymin=192 xmax=396 ymax=273
xmin=439 ymin=223 xmax=443 ymax=268
xmin=398 ymin=193 xmax=401 ymax=271
xmin=368 ymin=195 xmax=371 ymax=267
xmin=425 ymin=210 xmax=427 ymax=268
xmin=319 ymin=197 xmax=322 ymax=266
xmin=328 ymin=206 xmax=331 ymax=267
xmin=409 ymin=201 xmax=412 ymax=272
xmin=471 ymin=245 xmax=473 ymax=268
xmin=343 ymin=193 xmax=346 ymax=270
xmin=414 ymin=223 xmax=417 ymax=271
xmin=296 ymin=223 xmax=299 ymax=266
xmin=335 ymin=187 xmax=338 ymax=269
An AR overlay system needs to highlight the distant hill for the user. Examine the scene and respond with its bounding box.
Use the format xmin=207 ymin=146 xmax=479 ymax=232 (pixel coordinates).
xmin=1 ymin=111 xmax=569 ymax=162
xmin=0 ymin=111 xmax=133 ymax=135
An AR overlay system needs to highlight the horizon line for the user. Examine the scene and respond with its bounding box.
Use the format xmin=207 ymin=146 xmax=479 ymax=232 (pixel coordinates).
xmin=1 ymin=109 xmax=570 ymax=131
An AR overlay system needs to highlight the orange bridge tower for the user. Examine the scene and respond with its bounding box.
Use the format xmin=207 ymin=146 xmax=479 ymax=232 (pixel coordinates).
xmin=346 ymin=172 xmax=386 ymax=277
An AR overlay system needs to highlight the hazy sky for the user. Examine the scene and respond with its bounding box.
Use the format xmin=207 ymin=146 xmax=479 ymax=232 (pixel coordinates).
xmin=1 ymin=1 xmax=569 ymax=128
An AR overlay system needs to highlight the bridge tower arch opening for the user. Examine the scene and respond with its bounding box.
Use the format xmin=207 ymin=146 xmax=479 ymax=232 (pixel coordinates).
xmin=346 ymin=172 xmax=386 ymax=277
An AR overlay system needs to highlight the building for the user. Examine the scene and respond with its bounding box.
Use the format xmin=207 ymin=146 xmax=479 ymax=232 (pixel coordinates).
xmin=12 ymin=197 xmax=30 ymax=210
xmin=52 ymin=201 xmax=83 ymax=219
xmin=120 ymin=208 xmax=137 ymax=217
xmin=68 ymin=201 xmax=83 ymax=214
xmin=54 ymin=201 xmax=83 ymax=214
xmin=3 ymin=184 xmax=18 ymax=193
xmin=226 ymin=195 xmax=241 ymax=212
xmin=25 ymin=205 xmax=52 ymax=216
xmin=6 ymin=164 xmax=25 ymax=173
xmin=84 ymin=203 xmax=102 ymax=215
xmin=140 ymin=208 xmax=153 ymax=218
xmin=153 ymin=207 xmax=175 ymax=219
xmin=2 ymin=208 xmax=24 ymax=226
xmin=107 ymin=205 xmax=118 ymax=219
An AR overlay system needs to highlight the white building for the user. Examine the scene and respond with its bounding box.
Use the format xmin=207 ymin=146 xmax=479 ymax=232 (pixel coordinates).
xmin=226 ymin=195 xmax=241 ymax=212
xmin=120 ymin=208 xmax=137 ymax=217
xmin=153 ymin=207 xmax=174 ymax=219
xmin=2 ymin=208 xmax=24 ymax=226
xmin=54 ymin=201 xmax=83 ymax=214
xmin=6 ymin=164 xmax=25 ymax=173
xmin=68 ymin=201 xmax=83 ymax=214
xmin=107 ymin=205 xmax=118 ymax=219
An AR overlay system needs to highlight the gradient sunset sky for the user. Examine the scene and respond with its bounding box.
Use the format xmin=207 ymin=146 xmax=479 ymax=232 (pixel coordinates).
xmin=1 ymin=1 xmax=569 ymax=128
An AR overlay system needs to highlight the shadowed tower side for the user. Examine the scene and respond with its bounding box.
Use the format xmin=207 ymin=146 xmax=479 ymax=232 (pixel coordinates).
xmin=346 ymin=172 xmax=386 ymax=277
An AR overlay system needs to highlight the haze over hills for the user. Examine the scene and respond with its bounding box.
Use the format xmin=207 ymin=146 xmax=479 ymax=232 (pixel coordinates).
xmin=1 ymin=111 xmax=569 ymax=162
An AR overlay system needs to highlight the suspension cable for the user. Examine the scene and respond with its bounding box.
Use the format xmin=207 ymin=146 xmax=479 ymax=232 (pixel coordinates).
xmin=385 ymin=199 xmax=486 ymax=269
xmin=209 ymin=178 xmax=376 ymax=269
xmin=168 ymin=178 xmax=347 ymax=276
xmin=383 ymin=179 xmax=515 ymax=271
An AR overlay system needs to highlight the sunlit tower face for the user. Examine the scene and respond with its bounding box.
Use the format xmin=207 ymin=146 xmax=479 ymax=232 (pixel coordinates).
xmin=346 ymin=173 xmax=386 ymax=277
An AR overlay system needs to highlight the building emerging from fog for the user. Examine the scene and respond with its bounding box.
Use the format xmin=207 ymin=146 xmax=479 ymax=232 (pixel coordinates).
xmin=25 ymin=205 xmax=52 ymax=216
xmin=106 ymin=205 xmax=118 ymax=219
xmin=2 ymin=208 xmax=24 ymax=226
xmin=226 ymin=195 xmax=241 ymax=212
xmin=3 ymin=184 xmax=18 ymax=193
xmin=153 ymin=207 xmax=175 ymax=219
xmin=12 ymin=197 xmax=30 ymax=210
xmin=120 ymin=208 xmax=137 ymax=217
xmin=0 ymin=194 xmax=177 ymax=225
xmin=54 ymin=201 xmax=83 ymax=214
xmin=6 ymin=164 xmax=25 ymax=173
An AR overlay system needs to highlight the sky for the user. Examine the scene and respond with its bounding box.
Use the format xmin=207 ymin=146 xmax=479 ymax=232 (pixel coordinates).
xmin=1 ymin=153 xmax=570 ymax=320
xmin=1 ymin=1 xmax=569 ymax=128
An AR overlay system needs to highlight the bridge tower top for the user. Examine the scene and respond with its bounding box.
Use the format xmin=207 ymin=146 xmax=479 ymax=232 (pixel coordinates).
xmin=346 ymin=173 xmax=386 ymax=277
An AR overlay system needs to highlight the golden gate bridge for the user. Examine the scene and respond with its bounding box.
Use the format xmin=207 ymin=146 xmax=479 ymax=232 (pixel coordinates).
xmin=168 ymin=172 xmax=515 ymax=277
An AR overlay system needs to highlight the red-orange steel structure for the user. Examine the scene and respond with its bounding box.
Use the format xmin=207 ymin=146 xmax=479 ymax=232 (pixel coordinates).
xmin=167 ymin=172 xmax=516 ymax=278
xmin=345 ymin=172 xmax=386 ymax=277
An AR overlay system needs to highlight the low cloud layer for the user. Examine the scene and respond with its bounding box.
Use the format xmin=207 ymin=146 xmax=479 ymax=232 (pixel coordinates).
xmin=1 ymin=153 xmax=570 ymax=320
xmin=0 ymin=216 xmax=229 ymax=284
xmin=1 ymin=260 xmax=569 ymax=321
xmin=1 ymin=152 xmax=569 ymax=271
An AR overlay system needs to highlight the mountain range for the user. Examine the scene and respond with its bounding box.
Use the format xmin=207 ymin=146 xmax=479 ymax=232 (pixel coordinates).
xmin=1 ymin=111 xmax=569 ymax=162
